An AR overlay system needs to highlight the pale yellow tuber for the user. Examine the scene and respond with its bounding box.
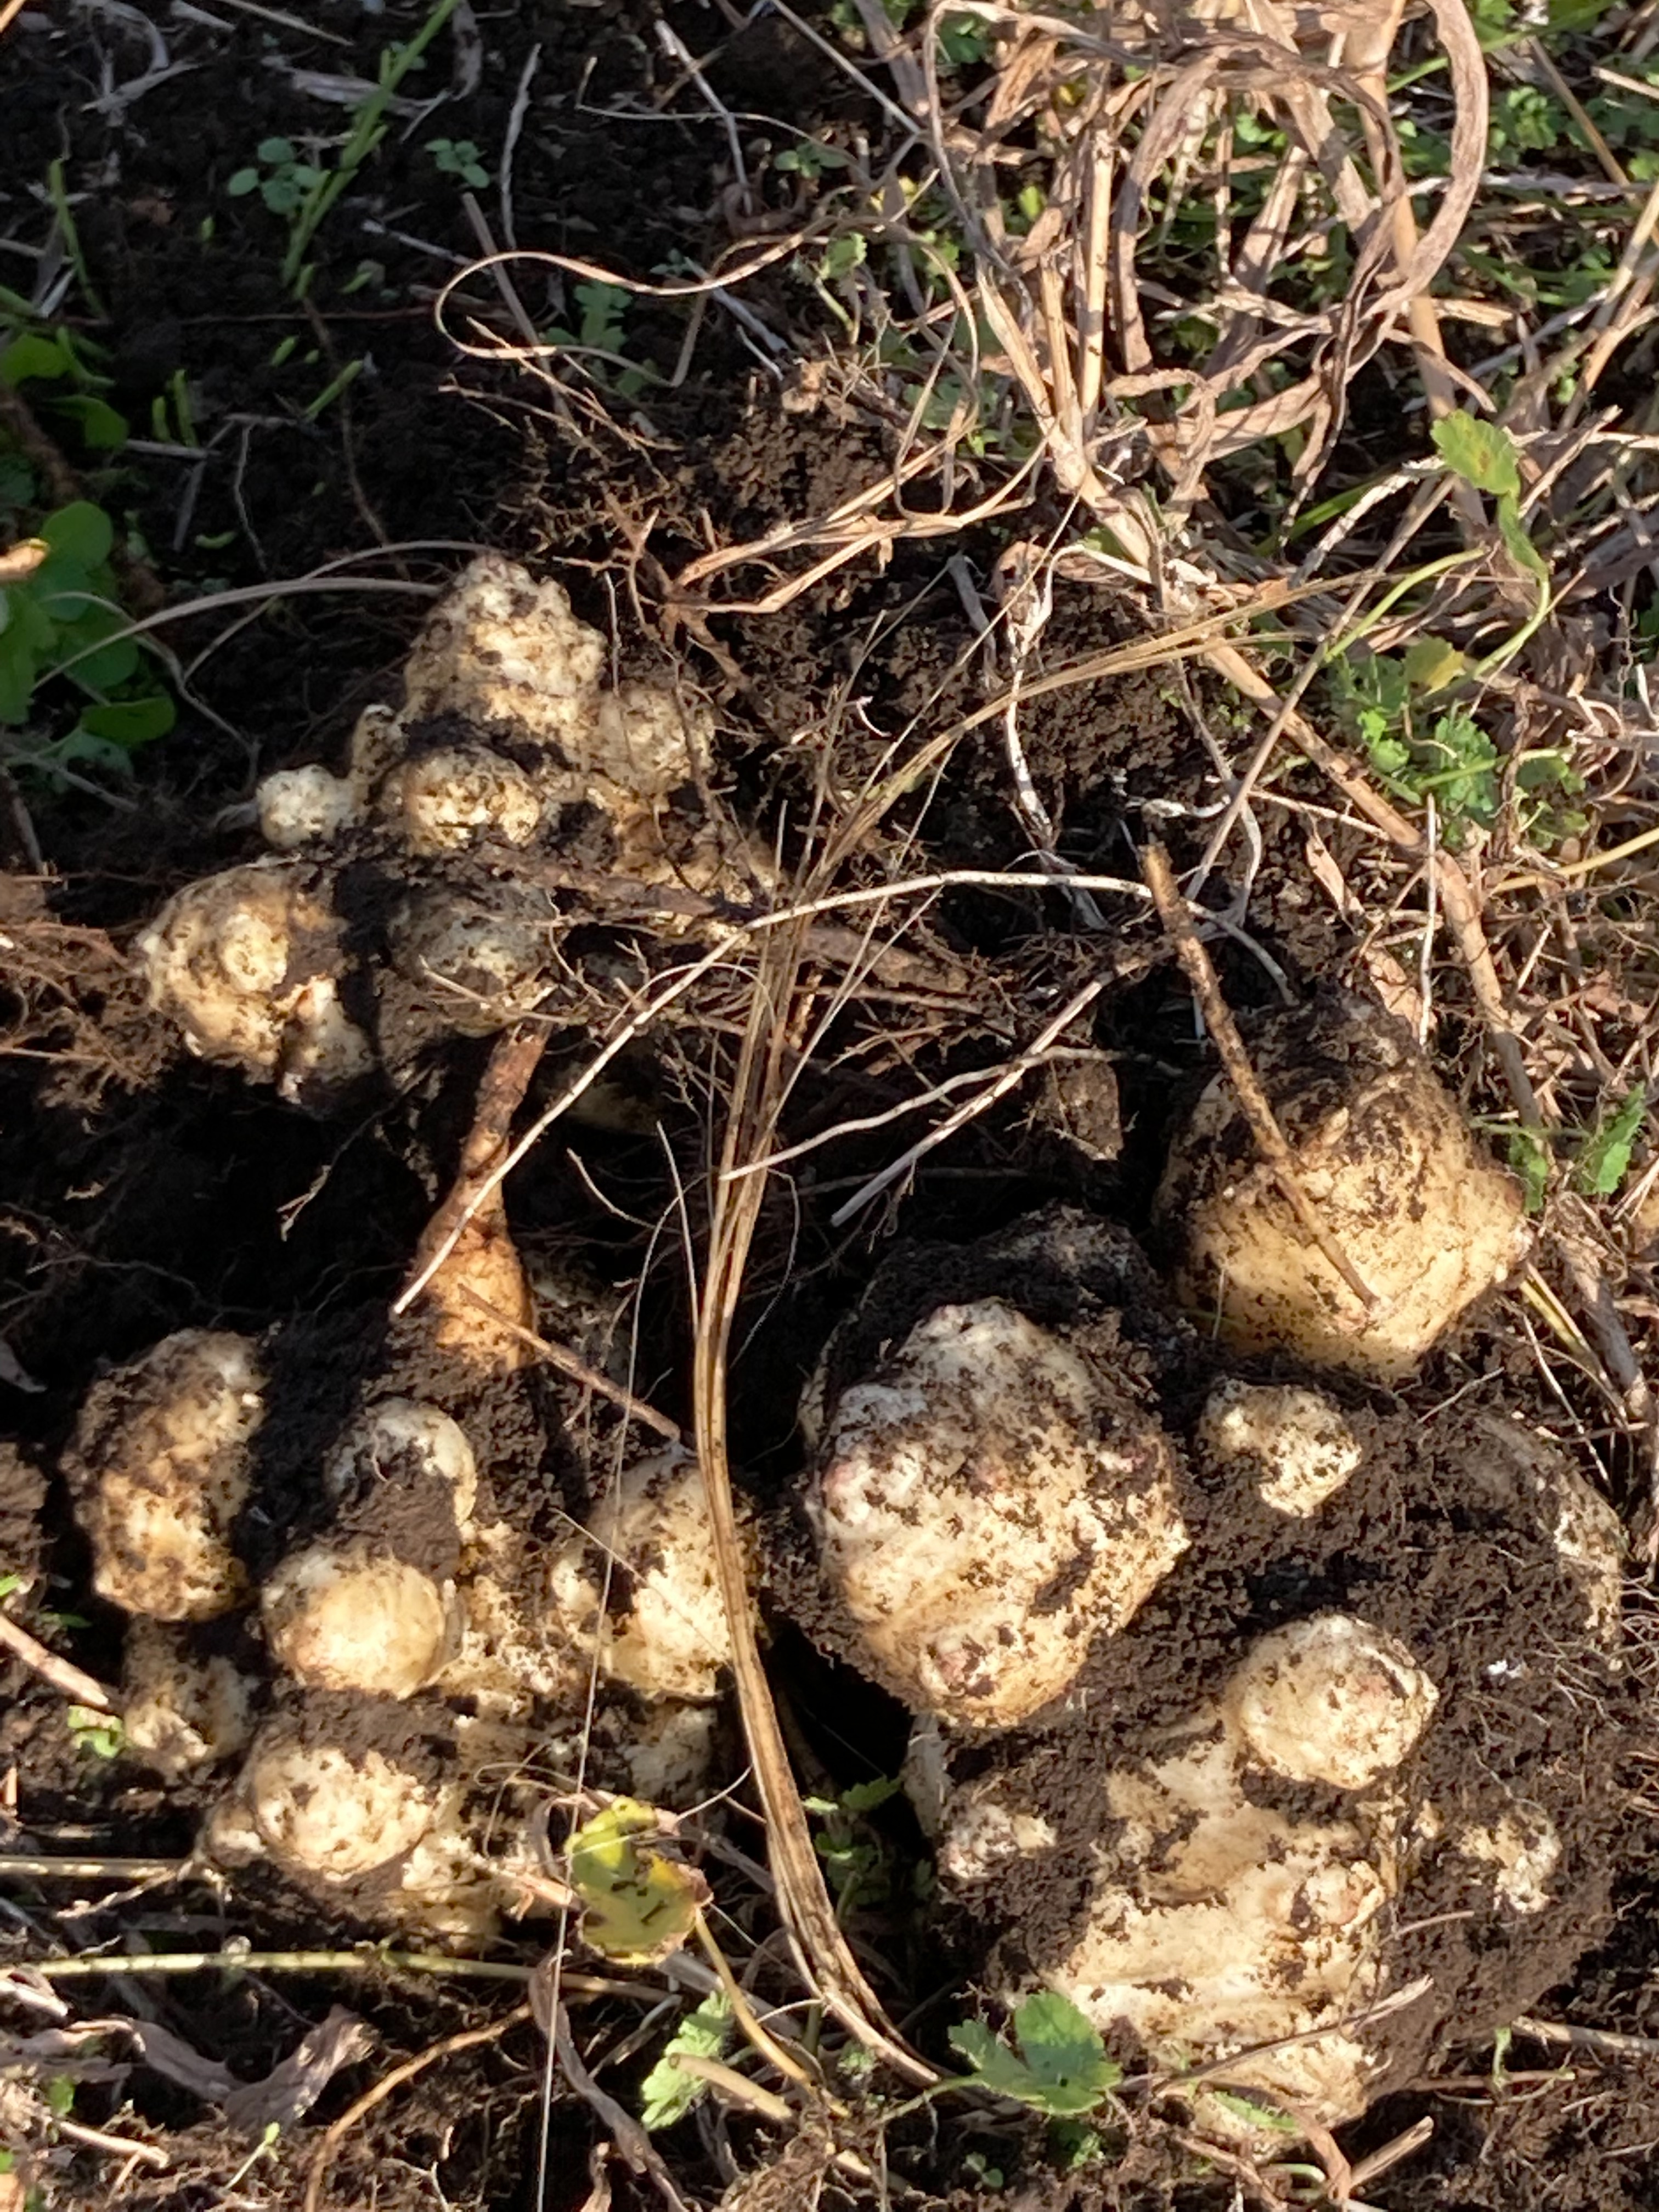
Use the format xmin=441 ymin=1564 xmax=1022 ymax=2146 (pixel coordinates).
xmin=137 ymin=866 xmax=370 ymax=1099
xmin=122 ymin=1622 xmax=255 ymax=1779
xmin=1156 ymin=1000 xmax=1530 ymax=1378
xmin=1197 ymin=1379 xmax=1362 ymax=1517
xmin=809 ymin=1299 xmax=1187 ymax=1727
xmin=66 ymin=1330 xmax=264 ymax=1621
xmin=1225 ymin=1613 xmax=1439 ymax=1791
xmin=582 ymin=1451 xmax=735 ymax=1704
xmin=261 ymin=1540 xmax=460 ymax=1699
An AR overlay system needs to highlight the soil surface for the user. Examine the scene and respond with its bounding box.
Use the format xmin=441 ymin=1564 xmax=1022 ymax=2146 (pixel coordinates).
xmin=2 ymin=6 xmax=1657 ymax=2212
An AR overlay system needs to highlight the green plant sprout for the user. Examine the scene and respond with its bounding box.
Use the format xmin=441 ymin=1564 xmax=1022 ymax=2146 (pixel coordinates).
xmin=65 ymin=1705 xmax=123 ymax=1759
xmin=227 ymin=137 xmax=329 ymax=217
xmin=0 ymin=312 xmax=128 ymax=466
xmin=1329 ymin=641 xmax=1584 ymax=850
xmin=427 ymin=138 xmax=489 ymax=189
xmin=949 ymin=1991 xmax=1124 ymax=2118
xmin=639 ymin=1990 xmax=734 ymax=2130
xmin=543 ymin=281 xmax=655 ymax=400
xmin=803 ymin=1774 xmax=903 ymax=1917
xmin=1499 ymin=1087 xmax=1647 ymax=1216
xmin=1574 ymin=1088 xmax=1648 ymax=1198
xmin=228 ymin=0 xmax=461 ymax=293
xmin=0 ymin=503 xmax=174 ymax=759
xmin=1431 ymin=414 xmax=1551 ymax=677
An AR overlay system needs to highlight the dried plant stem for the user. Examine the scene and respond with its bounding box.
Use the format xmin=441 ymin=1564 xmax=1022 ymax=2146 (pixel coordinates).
xmin=304 ymin=2008 xmax=533 ymax=2212
xmin=454 ymin=1288 xmax=681 ymax=1442
xmin=695 ymin=921 xmax=934 ymax=2087
xmin=830 ymin=967 xmax=1114 ymax=1226
xmin=1515 ymin=2015 xmax=1659 ymax=2059
xmin=1142 ymin=840 xmax=1378 ymax=1317
xmin=403 ymin=1023 xmax=546 ymax=1300
xmin=1201 ymin=640 xmax=1542 ymax=1130
xmin=0 ymin=1612 xmax=116 ymax=1714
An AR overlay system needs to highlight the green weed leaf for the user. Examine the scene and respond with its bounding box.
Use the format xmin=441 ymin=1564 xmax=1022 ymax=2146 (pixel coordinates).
xmin=950 ymin=1991 xmax=1122 ymax=2117
xmin=1575 ymin=1088 xmax=1647 ymax=1198
xmin=1 ymin=331 xmax=70 ymax=386
xmin=1402 ymin=636 xmax=1467 ymax=694
xmin=1432 ymin=413 xmax=1521 ymax=498
xmin=639 ymin=1991 xmax=733 ymax=2130
xmin=77 ymin=693 xmax=175 ymax=748
xmin=40 ymin=501 xmax=114 ymax=569
xmin=49 ymin=393 xmax=128 ymax=448
xmin=1508 ymin=1128 xmax=1551 ymax=1214
xmin=1496 ymin=494 xmax=1547 ymax=583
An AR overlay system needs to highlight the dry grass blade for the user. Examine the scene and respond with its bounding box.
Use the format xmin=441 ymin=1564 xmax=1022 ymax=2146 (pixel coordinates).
xmin=693 ymin=915 xmax=935 ymax=2088
xmin=1142 ymin=841 xmax=1378 ymax=1317
xmin=302 ymin=2008 xmax=532 ymax=2212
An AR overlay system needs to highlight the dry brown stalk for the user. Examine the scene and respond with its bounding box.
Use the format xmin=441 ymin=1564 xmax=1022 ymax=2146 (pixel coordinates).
xmin=691 ymin=915 xmax=935 ymax=2087
xmin=1142 ymin=839 xmax=1379 ymax=1318
xmin=0 ymin=1611 xmax=116 ymax=1716
xmin=303 ymin=2008 xmax=533 ymax=2212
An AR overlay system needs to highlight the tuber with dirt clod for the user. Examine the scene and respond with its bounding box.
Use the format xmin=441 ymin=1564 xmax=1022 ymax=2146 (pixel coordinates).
xmin=794 ymin=1207 xmax=1627 ymax=2135
xmin=1155 ymin=995 xmax=1531 ymax=1378
xmin=138 ymin=556 xmax=746 ymax=1104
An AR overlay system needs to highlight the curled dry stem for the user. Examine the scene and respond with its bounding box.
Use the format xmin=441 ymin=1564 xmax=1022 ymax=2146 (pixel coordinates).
xmin=303 ymin=2008 xmax=533 ymax=2212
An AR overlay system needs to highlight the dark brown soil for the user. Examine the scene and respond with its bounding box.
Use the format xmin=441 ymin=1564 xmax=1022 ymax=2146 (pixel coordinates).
xmin=2 ymin=5 xmax=1656 ymax=2211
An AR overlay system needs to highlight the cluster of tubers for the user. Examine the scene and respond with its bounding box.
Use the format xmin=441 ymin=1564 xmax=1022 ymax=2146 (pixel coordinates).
xmin=66 ymin=555 xmax=1623 ymax=2143
xmin=137 ymin=555 xmax=738 ymax=1102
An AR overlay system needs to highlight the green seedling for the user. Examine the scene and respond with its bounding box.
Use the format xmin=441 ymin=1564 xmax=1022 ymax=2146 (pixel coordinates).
xmin=1574 ymin=1088 xmax=1648 ymax=1199
xmin=227 ymin=137 xmax=328 ymax=217
xmin=44 ymin=157 xmax=104 ymax=318
xmin=0 ymin=317 xmax=127 ymax=466
xmin=544 ymin=281 xmax=654 ymax=399
xmin=775 ymin=140 xmax=851 ymax=180
xmin=427 ymin=137 xmax=489 ymax=189
xmin=1431 ymin=414 xmax=1550 ymax=670
xmin=1509 ymin=1127 xmax=1552 ymax=1215
xmin=803 ymin=1774 xmax=903 ymax=1917
xmin=949 ymin=1991 xmax=1124 ymax=2118
xmin=639 ymin=1990 xmax=734 ymax=2130
xmin=229 ymin=0 xmax=461 ymax=292
xmin=0 ymin=501 xmax=174 ymax=759
xmin=65 ymin=1706 xmax=123 ymax=1760
xmin=1330 ymin=636 xmax=1582 ymax=851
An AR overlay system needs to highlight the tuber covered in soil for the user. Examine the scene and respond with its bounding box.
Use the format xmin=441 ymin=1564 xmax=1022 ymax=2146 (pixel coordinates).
xmin=793 ymin=1207 xmax=1627 ymax=2133
xmin=1155 ymin=996 xmax=1530 ymax=1378
xmin=139 ymin=556 xmax=743 ymax=1102
xmin=65 ymin=1330 xmax=265 ymax=1621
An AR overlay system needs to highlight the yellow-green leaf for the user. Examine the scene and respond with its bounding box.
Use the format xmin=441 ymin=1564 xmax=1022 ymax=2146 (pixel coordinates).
xmin=1432 ymin=414 xmax=1521 ymax=499
xmin=565 ymin=1799 xmax=709 ymax=1967
xmin=1402 ymin=637 xmax=1467 ymax=695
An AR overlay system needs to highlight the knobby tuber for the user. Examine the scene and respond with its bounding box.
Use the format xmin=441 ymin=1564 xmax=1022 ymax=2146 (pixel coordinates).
xmin=1156 ymin=997 xmax=1530 ymax=1378
xmin=139 ymin=556 xmax=741 ymax=1104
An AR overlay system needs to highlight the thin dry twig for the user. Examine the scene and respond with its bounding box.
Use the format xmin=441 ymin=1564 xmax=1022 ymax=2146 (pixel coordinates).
xmin=0 ymin=1611 xmax=116 ymax=1714
xmin=1142 ymin=839 xmax=1379 ymax=1316
xmin=303 ymin=2007 xmax=532 ymax=2212
xmin=454 ymin=1288 xmax=681 ymax=1441
xmin=1514 ymin=2014 xmax=1659 ymax=2060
